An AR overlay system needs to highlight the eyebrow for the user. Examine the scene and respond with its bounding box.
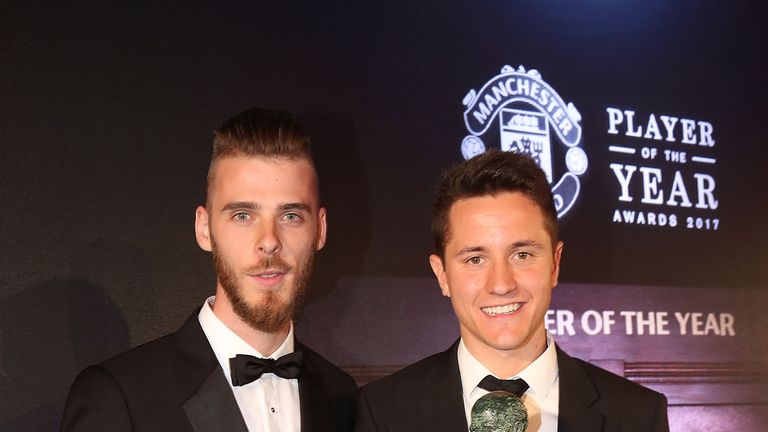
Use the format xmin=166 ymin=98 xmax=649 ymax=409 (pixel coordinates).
xmin=508 ymin=240 xmax=543 ymax=251
xmin=220 ymin=201 xmax=312 ymax=212
xmin=278 ymin=202 xmax=311 ymax=212
xmin=221 ymin=201 xmax=259 ymax=212
xmin=454 ymin=240 xmax=544 ymax=257
xmin=455 ymin=246 xmax=486 ymax=257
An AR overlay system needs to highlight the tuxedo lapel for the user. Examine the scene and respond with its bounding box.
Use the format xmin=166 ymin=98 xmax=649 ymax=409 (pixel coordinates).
xmin=183 ymin=366 xmax=249 ymax=432
xmin=420 ymin=341 xmax=470 ymax=432
xmin=173 ymin=311 xmax=248 ymax=432
xmin=556 ymin=347 xmax=603 ymax=432
xmin=298 ymin=370 xmax=334 ymax=432
xmin=296 ymin=343 xmax=334 ymax=432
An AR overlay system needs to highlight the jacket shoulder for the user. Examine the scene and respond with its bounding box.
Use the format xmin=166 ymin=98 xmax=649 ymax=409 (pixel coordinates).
xmin=574 ymin=356 xmax=666 ymax=403
xmin=62 ymin=364 xmax=137 ymax=432
xmin=61 ymin=332 xmax=191 ymax=432
xmin=74 ymin=330 xmax=193 ymax=399
xmin=99 ymin=332 xmax=178 ymax=374
xmin=361 ymin=348 xmax=450 ymax=397
xmin=299 ymin=343 xmax=358 ymax=397
xmin=97 ymin=311 xmax=215 ymax=389
xmin=562 ymin=354 xmax=669 ymax=431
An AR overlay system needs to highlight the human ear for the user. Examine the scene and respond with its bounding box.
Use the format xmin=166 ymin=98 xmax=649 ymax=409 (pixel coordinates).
xmin=551 ymin=241 xmax=564 ymax=287
xmin=315 ymin=207 xmax=327 ymax=250
xmin=195 ymin=206 xmax=212 ymax=252
xmin=429 ymin=254 xmax=450 ymax=297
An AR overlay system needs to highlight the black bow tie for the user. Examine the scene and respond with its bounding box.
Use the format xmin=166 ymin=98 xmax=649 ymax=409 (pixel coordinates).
xmin=477 ymin=375 xmax=529 ymax=397
xmin=229 ymin=351 xmax=303 ymax=386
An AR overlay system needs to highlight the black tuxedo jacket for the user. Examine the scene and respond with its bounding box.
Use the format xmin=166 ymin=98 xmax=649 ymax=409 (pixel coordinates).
xmin=355 ymin=342 xmax=668 ymax=432
xmin=62 ymin=311 xmax=357 ymax=432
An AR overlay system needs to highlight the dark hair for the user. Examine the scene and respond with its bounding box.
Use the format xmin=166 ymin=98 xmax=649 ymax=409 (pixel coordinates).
xmin=206 ymin=108 xmax=315 ymax=197
xmin=431 ymin=150 xmax=559 ymax=257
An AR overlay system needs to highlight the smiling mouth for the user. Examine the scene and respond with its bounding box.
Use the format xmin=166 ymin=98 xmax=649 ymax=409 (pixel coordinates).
xmin=256 ymin=272 xmax=284 ymax=278
xmin=246 ymin=269 xmax=289 ymax=285
xmin=482 ymin=303 xmax=522 ymax=316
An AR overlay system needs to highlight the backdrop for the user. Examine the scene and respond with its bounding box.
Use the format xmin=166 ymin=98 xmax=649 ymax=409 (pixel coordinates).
xmin=2 ymin=1 xmax=767 ymax=431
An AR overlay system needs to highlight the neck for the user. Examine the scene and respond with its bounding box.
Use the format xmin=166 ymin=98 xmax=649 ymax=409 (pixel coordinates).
xmin=463 ymin=329 xmax=548 ymax=378
xmin=211 ymin=290 xmax=291 ymax=356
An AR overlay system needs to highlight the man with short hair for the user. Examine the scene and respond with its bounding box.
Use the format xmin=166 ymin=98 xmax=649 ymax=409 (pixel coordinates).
xmin=355 ymin=150 xmax=669 ymax=431
xmin=62 ymin=108 xmax=357 ymax=432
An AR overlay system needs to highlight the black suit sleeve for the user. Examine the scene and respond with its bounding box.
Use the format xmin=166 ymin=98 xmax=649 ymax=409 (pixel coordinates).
xmin=61 ymin=365 xmax=134 ymax=432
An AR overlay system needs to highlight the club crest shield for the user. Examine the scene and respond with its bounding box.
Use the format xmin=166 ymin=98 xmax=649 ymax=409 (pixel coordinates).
xmin=461 ymin=65 xmax=588 ymax=218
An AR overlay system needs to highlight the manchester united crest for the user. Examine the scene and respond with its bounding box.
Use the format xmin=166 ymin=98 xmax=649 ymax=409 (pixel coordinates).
xmin=461 ymin=65 xmax=588 ymax=218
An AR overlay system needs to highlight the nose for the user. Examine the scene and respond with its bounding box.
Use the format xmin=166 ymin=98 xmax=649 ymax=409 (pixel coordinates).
xmin=256 ymin=220 xmax=282 ymax=256
xmin=488 ymin=261 xmax=516 ymax=295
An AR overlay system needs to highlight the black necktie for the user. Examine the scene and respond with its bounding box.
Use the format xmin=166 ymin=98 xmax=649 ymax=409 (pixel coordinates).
xmin=229 ymin=351 xmax=303 ymax=386
xmin=477 ymin=375 xmax=529 ymax=397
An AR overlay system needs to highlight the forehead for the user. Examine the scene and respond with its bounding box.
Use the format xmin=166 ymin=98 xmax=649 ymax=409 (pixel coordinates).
xmin=446 ymin=192 xmax=550 ymax=246
xmin=208 ymin=156 xmax=318 ymax=206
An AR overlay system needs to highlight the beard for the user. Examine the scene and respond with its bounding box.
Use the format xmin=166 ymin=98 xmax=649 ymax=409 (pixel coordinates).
xmin=211 ymin=238 xmax=314 ymax=333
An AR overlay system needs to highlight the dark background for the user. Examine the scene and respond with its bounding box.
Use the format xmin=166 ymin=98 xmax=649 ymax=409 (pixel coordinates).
xmin=2 ymin=1 xmax=767 ymax=430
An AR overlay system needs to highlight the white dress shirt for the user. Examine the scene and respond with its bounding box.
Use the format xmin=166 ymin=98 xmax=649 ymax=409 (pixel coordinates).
xmin=457 ymin=331 xmax=560 ymax=432
xmin=198 ymin=296 xmax=300 ymax=432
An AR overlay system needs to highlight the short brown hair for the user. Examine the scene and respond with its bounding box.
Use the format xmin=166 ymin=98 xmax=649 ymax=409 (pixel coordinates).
xmin=431 ymin=150 xmax=559 ymax=257
xmin=206 ymin=108 xmax=315 ymax=199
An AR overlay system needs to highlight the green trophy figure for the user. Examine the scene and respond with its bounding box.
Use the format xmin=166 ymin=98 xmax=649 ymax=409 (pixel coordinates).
xmin=469 ymin=391 xmax=528 ymax=432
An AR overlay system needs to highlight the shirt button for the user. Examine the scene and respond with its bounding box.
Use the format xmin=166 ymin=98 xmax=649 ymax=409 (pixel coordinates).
xmin=270 ymin=407 xmax=276 ymax=413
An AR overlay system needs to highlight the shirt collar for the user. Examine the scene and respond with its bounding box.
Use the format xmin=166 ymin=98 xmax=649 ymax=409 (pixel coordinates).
xmin=198 ymin=295 xmax=295 ymax=381
xmin=457 ymin=331 xmax=559 ymax=400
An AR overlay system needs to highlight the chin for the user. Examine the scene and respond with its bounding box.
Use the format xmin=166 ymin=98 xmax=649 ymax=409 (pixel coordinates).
xmin=247 ymin=293 xmax=289 ymax=309
xmin=486 ymin=340 xmax=523 ymax=352
xmin=486 ymin=332 xmax=529 ymax=351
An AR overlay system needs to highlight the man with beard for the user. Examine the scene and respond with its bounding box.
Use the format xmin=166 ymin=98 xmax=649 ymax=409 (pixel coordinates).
xmin=62 ymin=108 xmax=357 ymax=432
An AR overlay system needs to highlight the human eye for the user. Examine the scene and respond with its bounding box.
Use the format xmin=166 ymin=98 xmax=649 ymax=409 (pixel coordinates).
xmin=282 ymin=212 xmax=304 ymax=223
xmin=232 ymin=211 xmax=251 ymax=222
xmin=465 ymin=256 xmax=484 ymax=265
xmin=513 ymin=251 xmax=532 ymax=260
